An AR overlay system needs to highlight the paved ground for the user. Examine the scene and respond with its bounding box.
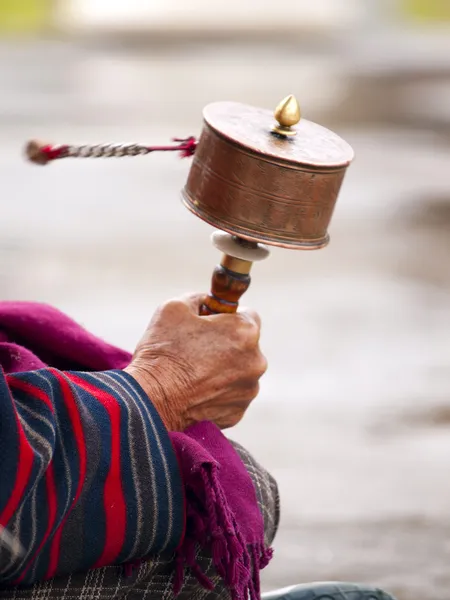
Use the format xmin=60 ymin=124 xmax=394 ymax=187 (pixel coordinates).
xmin=1 ymin=37 xmax=450 ymax=599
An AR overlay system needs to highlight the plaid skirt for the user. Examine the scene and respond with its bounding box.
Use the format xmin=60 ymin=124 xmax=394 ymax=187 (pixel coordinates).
xmin=0 ymin=443 xmax=396 ymax=600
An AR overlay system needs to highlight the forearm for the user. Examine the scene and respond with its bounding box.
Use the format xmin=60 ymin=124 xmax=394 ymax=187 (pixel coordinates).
xmin=0 ymin=368 xmax=184 ymax=586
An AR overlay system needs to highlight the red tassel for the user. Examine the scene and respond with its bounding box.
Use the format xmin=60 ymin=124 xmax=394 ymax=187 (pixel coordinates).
xmin=172 ymin=136 xmax=197 ymax=158
xmin=40 ymin=144 xmax=69 ymax=160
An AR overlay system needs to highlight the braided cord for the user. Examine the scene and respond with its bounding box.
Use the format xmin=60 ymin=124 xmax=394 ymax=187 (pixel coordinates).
xmin=66 ymin=143 xmax=156 ymax=158
xmin=26 ymin=137 xmax=197 ymax=165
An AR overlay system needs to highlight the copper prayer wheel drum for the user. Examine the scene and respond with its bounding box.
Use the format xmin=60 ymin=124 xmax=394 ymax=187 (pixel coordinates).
xmin=182 ymin=100 xmax=354 ymax=250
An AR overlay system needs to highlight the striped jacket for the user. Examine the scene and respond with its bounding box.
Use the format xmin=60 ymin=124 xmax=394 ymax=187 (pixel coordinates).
xmin=0 ymin=368 xmax=184 ymax=587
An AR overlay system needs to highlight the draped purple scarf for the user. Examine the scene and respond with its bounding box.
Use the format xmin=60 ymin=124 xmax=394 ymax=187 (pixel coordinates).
xmin=0 ymin=301 xmax=272 ymax=600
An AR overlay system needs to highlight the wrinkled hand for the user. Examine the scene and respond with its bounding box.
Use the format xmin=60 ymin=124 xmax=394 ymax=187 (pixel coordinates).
xmin=124 ymin=293 xmax=267 ymax=431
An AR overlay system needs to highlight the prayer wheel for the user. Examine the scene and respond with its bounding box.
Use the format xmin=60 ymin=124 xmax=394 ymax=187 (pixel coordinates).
xmin=181 ymin=96 xmax=353 ymax=314
xmin=24 ymin=95 xmax=354 ymax=316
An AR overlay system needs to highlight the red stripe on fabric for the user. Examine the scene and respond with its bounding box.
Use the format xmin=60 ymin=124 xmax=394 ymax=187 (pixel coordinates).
xmin=45 ymin=525 xmax=64 ymax=579
xmin=66 ymin=373 xmax=126 ymax=568
xmin=12 ymin=371 xmax=86 ymax=582
xmin=0 ymin=390 xmax=35 ymax=527
xmin=7 ymin=376 xmax=54 ymax=412
xmin=14 ymin=465 xmax=58 ymax=585
xmin=44 ymin=370 xmax=88 ymax=579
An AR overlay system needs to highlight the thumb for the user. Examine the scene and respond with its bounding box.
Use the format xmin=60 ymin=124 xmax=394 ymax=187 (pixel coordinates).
xmin=178 ymin=292 xmax=208 ymax=314
xmin=238 ymin=306 xmax=262 ymax=329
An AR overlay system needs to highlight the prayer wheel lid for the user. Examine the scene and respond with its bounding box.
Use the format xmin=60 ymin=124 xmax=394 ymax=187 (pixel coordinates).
xmin=203 ymin=96 xmax=354 ymax=168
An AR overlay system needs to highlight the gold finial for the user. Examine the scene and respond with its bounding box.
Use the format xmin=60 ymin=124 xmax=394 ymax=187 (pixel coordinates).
xmin=272 ymin=95 xmax=301 ymax=137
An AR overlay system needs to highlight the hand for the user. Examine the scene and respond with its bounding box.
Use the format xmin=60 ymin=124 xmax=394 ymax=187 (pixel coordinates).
xmin=124 ymin=293 xmax=267 ymax=431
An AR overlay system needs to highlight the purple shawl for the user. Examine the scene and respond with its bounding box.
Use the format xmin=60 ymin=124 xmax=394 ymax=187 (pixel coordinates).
xmin=0 ymin=301 xmax=272 ymax=599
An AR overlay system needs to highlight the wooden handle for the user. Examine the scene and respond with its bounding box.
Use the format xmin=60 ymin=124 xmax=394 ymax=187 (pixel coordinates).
xmin=199 ymin=233 xmax=270 ymax=316
xmin=200 ymin=263 xmax=251 ymax=315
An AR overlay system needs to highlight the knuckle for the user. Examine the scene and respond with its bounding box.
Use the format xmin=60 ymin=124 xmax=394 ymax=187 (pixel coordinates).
xmin=240 ymin=310 xmax=261 ymax=329
xmin=246 ymin=353 xmax=267 ymax=379
xmin=248 ymin=310 xmax=262 ymax=328
xmin=234 ymin=319 xmax=259 ymax=347
xmin=239 ymin=307 xmax=261 ymax=324
xmin=239 ymin=384 xmax=259 ymax=403
xmin=161 ymin=298 xmax=186 ymax=315
xmin=249 ymin=382 xmax=260 ymax=399
xmin=231 ymin=416 xmax=243 ymax=427
xmin=228 ymin=410 xmax=246 ymax=428
xmin=162 ymin=298 xmax=180 ymax=310
xmin=257 ymin=353 xmax=268 ymax=376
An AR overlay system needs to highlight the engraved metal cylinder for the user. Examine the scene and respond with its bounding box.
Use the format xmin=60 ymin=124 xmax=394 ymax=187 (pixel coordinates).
xmin=182 ymin=102 xmax=354 ymax=250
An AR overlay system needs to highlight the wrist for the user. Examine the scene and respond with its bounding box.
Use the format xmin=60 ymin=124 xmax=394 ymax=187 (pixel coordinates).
xmin=124 ymin=363 xmax=183 ymax=431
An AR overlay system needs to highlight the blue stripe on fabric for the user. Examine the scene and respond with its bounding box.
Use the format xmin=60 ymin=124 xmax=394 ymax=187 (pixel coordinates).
xmin=36 ymin=371 xmax=79 ymax=526
xmin=21 ymin=480 xmax=50 ymax=585
xmin=12 ymin=391 xmax=56 ymax=456
xmin=0 ymin=372 xmax=23 ymax=516
xmin=19 ymin=370 xmax=79 ymax=583
xmin=109 ymin=370 xmax=184 ymax=553
xmin=63 ymin=379 xmax=111 ymax=570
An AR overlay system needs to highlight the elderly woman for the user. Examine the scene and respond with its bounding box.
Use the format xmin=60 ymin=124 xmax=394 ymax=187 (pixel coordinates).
xmin=0 ymin=294 xmax=396 ymax=600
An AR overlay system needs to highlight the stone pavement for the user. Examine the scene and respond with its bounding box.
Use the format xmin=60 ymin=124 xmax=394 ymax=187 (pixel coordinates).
xmin=1 ymin=38 xmax=450 ymax=599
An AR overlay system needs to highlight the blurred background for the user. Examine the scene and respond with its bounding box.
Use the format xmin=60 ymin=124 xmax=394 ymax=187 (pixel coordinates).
xmin=1 ymin=1 xmax=449 ymax=598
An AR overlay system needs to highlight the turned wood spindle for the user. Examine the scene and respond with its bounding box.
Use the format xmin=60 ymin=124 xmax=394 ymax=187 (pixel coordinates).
xmin=200 ymin=232 xmax=270 ymax=316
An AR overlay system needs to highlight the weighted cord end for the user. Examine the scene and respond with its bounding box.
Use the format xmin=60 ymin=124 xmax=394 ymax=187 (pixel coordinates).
xmin=25 ymin=140 xmax=51 ymax=165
